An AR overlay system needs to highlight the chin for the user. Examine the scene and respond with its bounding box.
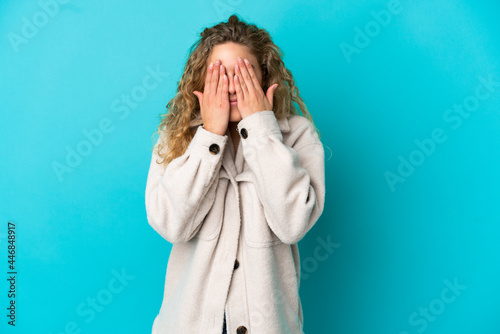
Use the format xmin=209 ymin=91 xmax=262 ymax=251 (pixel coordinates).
xmin=229 ymin=108 xmax=242 ymax=122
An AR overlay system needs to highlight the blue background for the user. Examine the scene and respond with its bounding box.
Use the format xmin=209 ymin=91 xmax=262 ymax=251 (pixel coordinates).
xmin=1 ymin=0 xmax=499 ymax=333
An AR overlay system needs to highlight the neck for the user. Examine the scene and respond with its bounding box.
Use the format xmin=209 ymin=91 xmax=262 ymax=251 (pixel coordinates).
xmin=228 ymin=121 xmax=238 ymax=137
xmin=228 ymin=122 xmax=240 ymax=154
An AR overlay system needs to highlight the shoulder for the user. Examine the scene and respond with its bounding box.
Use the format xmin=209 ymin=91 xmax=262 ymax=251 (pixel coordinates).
xmin=283 ymin=114 xmax=322 ymax=150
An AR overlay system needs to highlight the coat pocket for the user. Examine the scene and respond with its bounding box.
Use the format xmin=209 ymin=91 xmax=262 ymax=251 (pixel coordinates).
xmin=241 ymin=183 xmax=282 ymax=247
xmin=194 ymin=210 xmax=223 ymax=240
xmin=193 ymin=178 xmax=228 ymax=241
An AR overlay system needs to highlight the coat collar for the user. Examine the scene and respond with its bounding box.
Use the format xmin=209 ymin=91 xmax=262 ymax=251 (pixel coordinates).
xmin=276 ymin=115 xmax=291 ymax=133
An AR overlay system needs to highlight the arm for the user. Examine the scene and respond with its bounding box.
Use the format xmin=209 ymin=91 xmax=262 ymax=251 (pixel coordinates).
xmin=237 ymin=110 xmax=326 ymax=245
xmin=145 ymin=125 xmax=228 ymax=243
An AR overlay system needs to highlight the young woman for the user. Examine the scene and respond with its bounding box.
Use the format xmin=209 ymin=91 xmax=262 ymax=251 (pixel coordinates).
xmin=145 ymin=14 xmax=326 ymax=334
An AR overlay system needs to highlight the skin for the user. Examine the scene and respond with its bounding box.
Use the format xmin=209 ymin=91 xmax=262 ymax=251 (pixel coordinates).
xmin=193 ymin=42 xmax=279 ymax=156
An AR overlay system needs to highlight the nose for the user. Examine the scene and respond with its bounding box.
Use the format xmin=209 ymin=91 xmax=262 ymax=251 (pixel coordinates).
xmin=226 ymin=67 xmax=236 ymax=95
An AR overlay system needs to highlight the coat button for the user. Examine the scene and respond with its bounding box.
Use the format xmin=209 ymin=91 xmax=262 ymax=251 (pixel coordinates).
xmin=240 ymin=128 xmax=248 ymax=139
xmin=233 ymin=259 xmax=239 ymax=270
xmin=209 ymin=143 xmax=220 ymax=155
xmin=236 ymin=325 xmax=247 ymax=334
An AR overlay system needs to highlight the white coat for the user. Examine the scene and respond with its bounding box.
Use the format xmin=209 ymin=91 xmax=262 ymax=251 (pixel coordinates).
xmin=145 ymin=110 xmax=326 ymax=333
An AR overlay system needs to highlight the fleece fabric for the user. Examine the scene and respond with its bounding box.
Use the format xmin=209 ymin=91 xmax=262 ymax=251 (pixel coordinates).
xmin=145 ymin=110 xmax=326 ymax=333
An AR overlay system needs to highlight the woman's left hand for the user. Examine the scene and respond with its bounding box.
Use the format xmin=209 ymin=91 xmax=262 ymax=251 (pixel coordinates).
xmin=234 ymin=57 xmax=279 ymax=119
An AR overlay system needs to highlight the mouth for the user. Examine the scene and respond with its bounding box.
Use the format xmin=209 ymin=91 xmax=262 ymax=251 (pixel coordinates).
xmin=230 ymin=100 xmax=238 ymax=104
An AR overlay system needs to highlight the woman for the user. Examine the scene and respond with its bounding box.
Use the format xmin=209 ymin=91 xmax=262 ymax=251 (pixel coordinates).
xmin=145 ymin=14 xmax=326 ymax=334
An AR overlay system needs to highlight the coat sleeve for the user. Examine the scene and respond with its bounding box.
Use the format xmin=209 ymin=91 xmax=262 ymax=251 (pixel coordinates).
xmin=237 ymin=110 xmax=326 ymax=245
xmin=145 ymin=125 xmax=228 ymax=243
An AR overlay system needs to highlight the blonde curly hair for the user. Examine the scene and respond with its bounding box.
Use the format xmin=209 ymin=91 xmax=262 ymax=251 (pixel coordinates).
xmin=152 ymin=14 xmax=321 ymax=166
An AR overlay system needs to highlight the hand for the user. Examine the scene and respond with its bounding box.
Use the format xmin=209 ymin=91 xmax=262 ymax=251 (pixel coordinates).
xmin=234 ymin=57 xmax=279 ymax=119
xmin=193 ymin=59 xmax=230 ymax=136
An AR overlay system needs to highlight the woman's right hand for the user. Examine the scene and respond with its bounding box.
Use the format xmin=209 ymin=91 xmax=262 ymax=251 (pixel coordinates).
xmin=193 ymin=59 xmax=230 ymax=136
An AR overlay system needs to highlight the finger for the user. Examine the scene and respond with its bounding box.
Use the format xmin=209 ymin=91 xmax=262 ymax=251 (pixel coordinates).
xmin=222 ymin=73 xmax=228 ymax=96
xmin=235 ymin=63 xmax=248 ymax=95
xmin=211 ymin=60 xmax=220 ymax=96
xmin=238 ymin=58 xmax=256 ymax=95
xmin=221 ymin=73 xmax=228 ymax=106
xmin=193 ymin=91 xmax=202 ymax=103
xmin=243 ymin=58 xmax=260 ymax=93
xmin=216 ymin=64 xmax=224 ymax=95
xmin=266 ymin=84 xmax=278 ymax=107
xmin=204 ymin=62 xmax=214 ymax=95
xmin=234 ymin=74 xmax=244 ymax=102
